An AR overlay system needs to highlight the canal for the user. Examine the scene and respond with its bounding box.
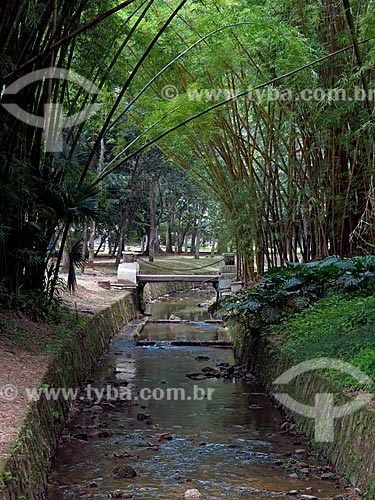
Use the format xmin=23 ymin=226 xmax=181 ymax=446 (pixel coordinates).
xmin=46 ymin=289 xmax=350 ymax=499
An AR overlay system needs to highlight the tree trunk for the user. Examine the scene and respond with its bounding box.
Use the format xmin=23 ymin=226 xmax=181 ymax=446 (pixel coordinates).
xmin=94 ymin=233 xmax=107 ymax=257
xmin=88 ymin=138 xmax=105 ymax=268
xmin=154 ymin=226 xmax=162 ymax=254
xmin=195 ymin=216 xmax=201 ymax=259
xmin=88 ymin=221 xmax=96 ymax=268
xmin=112 ymin=240 xmax=118 ymax=258
xmin=165 ymin=219 xmax=173 ymax=253
xmin=210 ymin=230 xmax=216 ymax=257
xmin=116 ymin=224 xmax=125 ymax=265
xmin=141 ymin=234 xmax=147 ymax=253
xmin=115 ymin=207 xmax=126 ymax=265
xmin=190 ymin=229 xmax=196 ymax=255
xmin=149 ymin=177 xmax=157 ymax=262
xmin=82 ymin=227 xmax=88 ymax=260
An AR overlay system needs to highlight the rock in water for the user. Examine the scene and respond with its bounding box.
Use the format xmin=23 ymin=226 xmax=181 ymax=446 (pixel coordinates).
xmin=320 ymin=472 xmax=335 ymax=479
xmin=186 ymin=373 xmax=207 ymax=380
xmin=112 ymin=465 xmax=137 ymax=478
xmin=184 ymin=489 xmax=202 ymax=498
xmin=108 ymin=491 xmax=133 ymax=498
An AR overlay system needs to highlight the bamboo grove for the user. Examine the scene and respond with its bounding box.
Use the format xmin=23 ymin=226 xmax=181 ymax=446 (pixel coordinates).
xmin=0 ymin=0 xmax=192 ymax=309
xmin=1 ymin=0 xmax=375 ymax=310
xmin=126 ymin=0 xmax=375 ymax=281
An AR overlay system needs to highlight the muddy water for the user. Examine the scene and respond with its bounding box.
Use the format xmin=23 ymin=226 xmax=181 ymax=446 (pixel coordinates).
xmin=46 ymin=290 xmax=344 ymax=499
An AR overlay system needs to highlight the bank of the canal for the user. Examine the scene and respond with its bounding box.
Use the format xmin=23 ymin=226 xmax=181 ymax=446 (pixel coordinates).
xmin=45 ymin=290 xmax=358 ymax=500
xmin=233 ymin=325 xmax=375 ymax=499
xmin=0 ymin=282 xmax=193 ymax=500
xmin=0 ymin=292 xmax=136 ymax=500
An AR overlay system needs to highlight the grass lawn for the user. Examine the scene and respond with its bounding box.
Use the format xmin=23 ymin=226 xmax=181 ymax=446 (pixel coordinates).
xmin=137 ymin=255 xmax=223 ymax=275
xmin=93 ymin=254 xmax=223 ymax=275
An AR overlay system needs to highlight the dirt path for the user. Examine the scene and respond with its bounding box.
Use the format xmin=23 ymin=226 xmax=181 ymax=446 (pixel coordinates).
xmin=60 ymin=273 xmax=129 ymax=314
xmin=0 ymin=273 xmax=129 ymax=464
xmin=0 ymin=338 xmax=48 ymax=462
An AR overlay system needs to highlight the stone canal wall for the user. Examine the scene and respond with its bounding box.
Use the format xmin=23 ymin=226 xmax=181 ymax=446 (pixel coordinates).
xmin=0 ymin=294 xmax=137 ymax=500
xmin=0 ymin=282 xmax=214 ymax=499
xmin=233 ymin=324 xmax=375 ymax=499
xmin=143 ymin=281 xmax=197 ymax=303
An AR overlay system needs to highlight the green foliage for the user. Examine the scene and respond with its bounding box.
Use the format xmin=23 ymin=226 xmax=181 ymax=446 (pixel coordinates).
xmin=266 ymin=294 xmax=375 ymax=391
xmin=2 ymin=0 xmax=375 ymax=316
xmin=3 ymin=471 xmax=14 ymax=482
xmin=8 ymin=290 xmax=65 ymax=323
xmin=44 ymin=314 xmax=84 ymax=353
xmin=44 ymin=326 xmax=74 ymax=354
xmin=221 ymin=256 xmax=375 ymax=327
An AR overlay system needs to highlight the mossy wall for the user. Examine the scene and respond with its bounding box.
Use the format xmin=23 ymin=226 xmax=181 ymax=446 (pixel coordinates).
xmin=0 ymin=293 xmax=136 ymax=500
xmin=0 ymin=282 xmax=209 ymax=500
xmin=233 ymin=325 xmax=375 ymax=499
xmin=143 ymin=282 xmax=194 ymax=302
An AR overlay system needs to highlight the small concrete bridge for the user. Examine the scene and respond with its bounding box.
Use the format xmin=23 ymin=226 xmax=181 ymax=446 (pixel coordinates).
xmin=117 ymin=255 xmax=238 ymax=312
xmin=138 ymin=274 xmax=219 ymax=284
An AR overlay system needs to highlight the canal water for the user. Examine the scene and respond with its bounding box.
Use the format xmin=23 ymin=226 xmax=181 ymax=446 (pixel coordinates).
xmin=46 ymin=289 xmax=347 ymax=499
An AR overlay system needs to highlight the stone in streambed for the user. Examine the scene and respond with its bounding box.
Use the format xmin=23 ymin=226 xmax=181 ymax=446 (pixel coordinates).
xmin=184 ymin=489 xmax=202 ymax=498
xmin=320 ymin=472 xmax=335 ymax=479
xmin=155 ymin=432 xmax=173 ymax=441
xmin=112 ymin=465 xmax=137 ymax=479
xmin=136 ymin=412 xmax=151 ymax=421
xmin=73 ymin=433 xmax=88 ymax=441
xmin=186 ymin=373 xmax=207 ymax=380
xmin=200 ymin=367 xmax=220 ymax=378
xmin=297 ymin=462 xmax=309 ymax=468
xmin=91 ymin=404 xmax=103 ymax=412
xmin=107 ymin=490 xmax=133 ymax=498
xmin=97 ymin=430 xmax=112 ymax=438
xmin=201 ymin=367 xmax=220 ymax=375
xmin=169 ymin=315 xmax=181 ymax=320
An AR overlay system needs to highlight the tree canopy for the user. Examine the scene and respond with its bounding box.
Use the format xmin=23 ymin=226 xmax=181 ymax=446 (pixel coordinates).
xmin=1 ymin=0 xmax=375 ymax=311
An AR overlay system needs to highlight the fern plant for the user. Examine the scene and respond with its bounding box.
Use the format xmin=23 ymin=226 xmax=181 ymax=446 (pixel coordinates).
xmin=221 ymin=256 xmax=375 ymax=330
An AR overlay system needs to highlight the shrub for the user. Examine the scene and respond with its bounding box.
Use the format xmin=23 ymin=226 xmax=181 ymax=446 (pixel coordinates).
xmin=221 ymin=255 xmax=375 ymax=328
